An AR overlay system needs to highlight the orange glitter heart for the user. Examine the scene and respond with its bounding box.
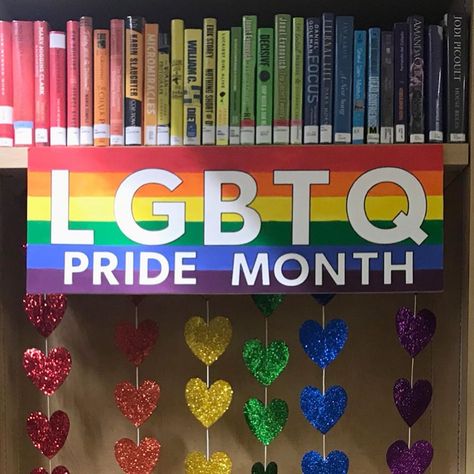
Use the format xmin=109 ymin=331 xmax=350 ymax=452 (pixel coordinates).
xmin=114 ymin=437 xmax=160 ymax=474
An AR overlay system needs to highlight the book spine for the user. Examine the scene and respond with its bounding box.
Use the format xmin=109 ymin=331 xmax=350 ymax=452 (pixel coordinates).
xmin=170 ymin=19 xmax=184 ymax=145
xmin=427 ymin=25 xmax=443 ymax=143
xmin=203 ymin=18 xmax=217 ymax=144
xmin=34 ymin=21 xmax=50 ymax=145
xmin=303 ymin=18 xmax=320 ymax=144
xmin=49 ymin=31 xmax=66 ymax=146
xmin=125 ymin=16 xmax=145 ymax=145
xmin=79 ymin=17 xmax=93 ymax=145
xmin=93 ymin=29 xmax=110 ymax=146
xmin=144 ymin=23 xmax=159 ymax=145
xmin=352 ymin=30 xmax=366 ymax=144
xmin=394 ymin=22 xmax=408 ymax=143
xmin=444 ymin=13 xmax=468 ymax=142
xmin=241 ymin=15 xmax=257 ymax=144
xmin=12 ymin=21 xmax=34 ymax=146
xmin=256 ymin=27 xmax=273 ymax=145
xmin=334 ymin=16 xmax=354 ymax=144
xmin=380 ymin=31 xmax=394 ymax=143
xmin=367 ymin=27 xmax=381 ymax=144
xmin=291 ymin=17 xmax=304 ymax=144
xmin=408 ymin=15 xmax=424 ymax=143
xmin=158 ymin=33 xmax=170 ymax=145
xmin=320 ymin=13 xmax=335 ymax=143
xmin=216 ymin=30 xmax=230 ymax=145
xmin=229 ymin=26 xmax=241 ymax=144
xmin=0 ymin=21 xmax=13 ymax=146
xmin=183 ymin=28 xmax=202 ymax=145
xmin=66 ymin=20 xmax=80 ymax=145
xmin=273 ymin=14 xmax=291 ymax=144
xmin=110 ymin=19 xmax=125 ymax=145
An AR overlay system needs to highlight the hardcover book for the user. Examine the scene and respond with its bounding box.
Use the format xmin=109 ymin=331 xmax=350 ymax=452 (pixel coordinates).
xmin=110 ymin=19 xmax=125 ymax=145
xmin=320 ymin=13 xmax=335 ymax=144
xmin=34 ymin=21 xmax=50 ymax=145
xmin=291 ymin=17 xmax=304 ymax=144
xmin=367 ymin=27 xmax=381 ymax=144
xmin=66 ymin=20 xmax=80 ymax=145
xmin=380 ymin=31 xmax=394 ymax=143
xmin=93 ymin=29 xmax=110 ymax=146
xmin=352 ymin=30 xmax=366 ymax=144
xmin=158 ymin=33 xmax=170 ymax=145
xmin=171 ymin=19 xmax=184 ymax=145
xmin=49 ymin=31 xmax=66 ymax=146
xmin=426 ymin=25 xmax=443 ymax=142
xmin=144 ymin=23 xmax=159 ymax=145
xmin=79 ymin=16 xmax=93 ymax=145
xmin=408 ymin=15 xmax=424 ymax=143
xmin=394 ymin=22 xmax=408 ymax=143
xmin=216 ymin=30 xmax=230 ymax=145
xmin=0 ymin=21 xmax=13 ymax=146
xmin=229 ymin=26 xmax=242 ymax=144
xmin=256 ymin=27 xmax=273 ymax=145
xmin=203 ymin=18 xmax=217 ymax=144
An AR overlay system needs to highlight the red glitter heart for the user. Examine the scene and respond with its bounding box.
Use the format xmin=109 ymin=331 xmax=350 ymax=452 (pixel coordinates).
xmin=26 ymin=411 xmax=69 ymax=459
xmin=23 ymin=294 xmax=67 ymax=338
xmin=115 ymin=320 xmax=159 ymax=366
xmin=31 ymin=466 xmax=70 ymax=474
xmin=115 ymin=437 xmax=161 ymax=474
xmin=23 ymin=348 xmax=72 ymax=396
xmin=115 ymin=380 xmax=160 ymax=427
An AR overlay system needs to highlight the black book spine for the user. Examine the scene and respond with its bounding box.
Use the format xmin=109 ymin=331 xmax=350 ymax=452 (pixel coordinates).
xmin=394 ymin=23 xmax=408 ymax=143
xmin=381 ymin=31 xmax=394 ymax=143
xmin=426 ymin=25 xmax=443 ymax=142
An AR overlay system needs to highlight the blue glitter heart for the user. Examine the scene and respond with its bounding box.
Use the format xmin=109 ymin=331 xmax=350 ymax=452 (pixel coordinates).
xmin=312 ymin=294 xmax=335 ymax=306
xmin=301 ymin=450 xmax=349 ymax=474
xmin=299 ymin=319 xmax=348 ymax=369
xmin=300 ymin=385 xmax=347 ymax=434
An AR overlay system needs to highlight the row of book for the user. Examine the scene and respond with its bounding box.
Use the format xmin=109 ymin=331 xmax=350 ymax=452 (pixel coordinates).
xmin=0 ymin=13 xmax=468 ymax=147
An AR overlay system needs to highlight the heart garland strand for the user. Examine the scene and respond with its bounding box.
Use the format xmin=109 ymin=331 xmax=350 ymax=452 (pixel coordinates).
xmin=299 ymin=295 xmax=349 ymax=474
xmin=386 ymin=296 xmax=436 ymax=474
xmin=23 ymin=294 xmax=71 ymax=474
xmin=245 ymin=295 xmax=288 ymax=473
xmin=114 ymin=298 xmax=161 ymax=474
xmin=184 ymin=298 xmax=233 ymax=473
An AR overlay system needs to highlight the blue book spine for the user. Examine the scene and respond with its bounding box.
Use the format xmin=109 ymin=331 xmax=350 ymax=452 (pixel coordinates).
xmin=380 ymin=31 xmax=394 ymax=143
xmin=367 ymin=27 xmax=381 ymax=144
xmin=352 ymin=30 xmax=366 ymax=144
xmin=319 ymin=13 xmax=335 ymax=143
xmin=334 ymin=16 xmax=354 ymax=143
xmin=408 ymin=15 xmax=424 ymax=143
xmin=394 ymin=23 xmax=408 ymax=143
xmin=426 ymin=25 xmax=443 ymax=142
xmin=303 ymin=17 xmax=321 ymax=144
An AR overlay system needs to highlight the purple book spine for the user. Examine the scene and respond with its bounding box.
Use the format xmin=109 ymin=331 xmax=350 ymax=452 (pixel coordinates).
xmin=394 ymin=23 xmax=408 ymax=143
xmin=426 ymin=25 xmax=443 ymax=142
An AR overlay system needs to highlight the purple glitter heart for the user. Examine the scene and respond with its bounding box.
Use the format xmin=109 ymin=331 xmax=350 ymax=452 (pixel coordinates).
xmin=386 ymin=440 xmax=433 ymax=474
xmin=393 ymin=379 xmax=432 ymax=427
xmin=396 ymin=308 xmax=436 ymax=357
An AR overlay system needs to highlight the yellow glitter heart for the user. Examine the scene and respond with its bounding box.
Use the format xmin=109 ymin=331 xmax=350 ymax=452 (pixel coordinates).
xmin=185 ymin=378 xmax=233 ymax=428
xmin=185 ymin=316 xmax=232 ymax=365
xmin=185 ymin=451 xmax=232 ymax=474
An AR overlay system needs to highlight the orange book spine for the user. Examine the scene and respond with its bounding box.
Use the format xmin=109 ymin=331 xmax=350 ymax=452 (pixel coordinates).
xmin=66 ymin=20 xmax=80 ymax=145
xmin=34 ymin=21 xmax=49 ymax=145
xmin=49 ymin=31 xmax=66 ymax=146
xmin=80 ymin=16 xmax=93 ymax=145
xmin=144 ymin=23 xmax=159 ymax=145
xmin=0 ymin=21 xmax=13 ymax=146
xmin=94 ymin=29 xmax=110 ymax=146
xmin=110 ymin=19 xmax=124 ymax=145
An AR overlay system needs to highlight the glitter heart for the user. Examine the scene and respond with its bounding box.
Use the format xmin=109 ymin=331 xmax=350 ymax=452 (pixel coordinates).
xmin=244 ymin=398 xmax=288 ymax=446
xmin=311 ymin=294 xmax=335 ymax=306
xmin=299 ymin=319 xmax=348 ymax=369
xmin=386 ymin=440 xmax=433 ymax=474
xmin=301 ymin=450 xmax=349 ymax=474
xmin=23 ymin=348 xmax=72 ymax=396
xmin=185 ymin=316 xmax=232 ymax=365
xmin=252 ymin=461 xmax=278 ymax=474
xmin=115 ymin=319 xmax=159 ymax=366
xmin=300 ymin=385 xmax=347 ymax=434
xmin=30 ymin=468 xmax=70 ymax=474
xmin=184 ymin=451 xmax=232 ymax=474
xmin=252 ymin=295 xmax=284 ymax=317
xmin=393 ymin=379 xmax=432 ymax=427
xmin=396 ymin=308 xmax=436 ymax=358
xmin=26 ymin=411 xmax=69 ymax=459
xmin=115 ymin=437 xmax=161 ymax=474
xmin=243 ymin=339 xmax=289 ymax=386
xmin=115 ymin=380 xmax=160 ymax=427
xmin=23 ymin=294 xmax=67 ymax=338
xmin=185 ymin=378 xmax=233 ymax=428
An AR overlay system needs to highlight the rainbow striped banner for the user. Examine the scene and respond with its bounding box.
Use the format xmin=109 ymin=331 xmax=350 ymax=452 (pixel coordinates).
xmin=27 ymin=145 xmax=443 ymax=294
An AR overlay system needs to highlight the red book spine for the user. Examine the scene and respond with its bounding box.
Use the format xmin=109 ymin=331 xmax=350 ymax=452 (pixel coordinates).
xmin=0 ymin=21 xmax=13 ymax=146
xmin=110 ymin=19 xmax=124 ymax=145
xmin=12 ymin=20 xmax=34 ymax=146
xmin=67 ymin=20 xmax=80 ymax=145
xmin=80 ymin=16 xmax=93 ymax=145
xmin=49 ymin=31 xmax=66 ymax=145
xmin=34 ymin=21 xmax=50 ymax=145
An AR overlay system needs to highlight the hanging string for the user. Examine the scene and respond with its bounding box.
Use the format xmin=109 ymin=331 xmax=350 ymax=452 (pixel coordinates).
xmin=264 ymin=317 xmax=269 ymax=467
xmin=206 ymin=298 xmax=210 ymax=461
xmin=322 ymin=305 xmax=326 ymax=460
xmin=134 ymin=302 xmax=141 ymax=445
xmin=408 ymin=294 xmax=417 ymax=449
xmin=44 ymin=294 xmax=52 ymax=473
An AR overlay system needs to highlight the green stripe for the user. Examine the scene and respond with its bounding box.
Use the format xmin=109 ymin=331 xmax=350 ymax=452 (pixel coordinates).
xmin=27 ymin=220 xmax=443 ymax=246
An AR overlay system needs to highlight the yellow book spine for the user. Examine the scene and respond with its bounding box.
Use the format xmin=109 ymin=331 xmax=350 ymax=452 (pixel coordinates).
xmin=170 ymin=19 xmax=184 ymax=145
xmin=216 ymin=30 xmax=230 ymax=145
xmin=144 ymin=23 xmax=159 ymax=145
xmin=158 ymin=33 xmax=170 ymax=145
xmin=183 ymin=28 xmax=202 ymax=145
xmin=93 ymin=29 xmax=110 ymax=146
xmin=202 ymin=18 xmax=217 ymax=144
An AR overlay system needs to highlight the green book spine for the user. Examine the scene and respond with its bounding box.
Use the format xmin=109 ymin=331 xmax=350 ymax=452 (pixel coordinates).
xmin=216 ymin=30 xmax=230 ymax=145
xmin=240 ymin=15 xmax=257 ymax=144
xmin=273 ymin=14 xmax=291 ymax=144
xmin=291 ymin=17 xmax=304 ymax=144
xmin=256 ymin=28 xmax=274 ymax=144
xmin=229 ymin=27 xmax=242 ymax=144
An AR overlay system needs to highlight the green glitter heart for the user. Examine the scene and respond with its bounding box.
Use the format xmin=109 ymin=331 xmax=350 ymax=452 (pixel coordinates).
xmin=244 ymin=398 xmax=288 ymax=445
xmin=243 ymin=339 xmax=289 ymax=386
xmin=251 ymin=295 xmax=284 ymax=317
xmin=252 ymin=461 xmax=278 ymax=474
